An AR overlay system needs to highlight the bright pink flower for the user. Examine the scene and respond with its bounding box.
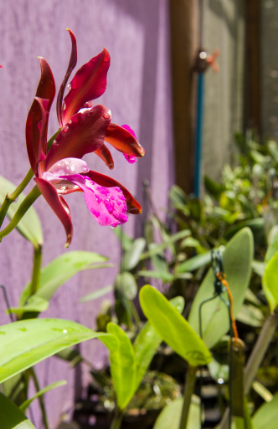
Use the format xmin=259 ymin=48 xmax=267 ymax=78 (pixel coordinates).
xmin=26 ymin=29 xmax=144 ymax=246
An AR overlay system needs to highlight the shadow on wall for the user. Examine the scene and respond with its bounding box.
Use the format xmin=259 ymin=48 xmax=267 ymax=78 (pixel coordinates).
xmin=109 ymin=0 xmax=160 ymax=235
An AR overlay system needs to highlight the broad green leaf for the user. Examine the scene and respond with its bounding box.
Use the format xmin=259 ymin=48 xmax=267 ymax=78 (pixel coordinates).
xmin=252 ymin=392 xmax=278 ymax=429
xmin=133 ymin=296 xmax=184 ymax=393
xmin=153 ymin=396 xmax=200 ymax=429
xmin=204 ymin=175 xmax=225 ymax=197
xmin=106 ymin=323 xmax=136 ymax=410
xmin=245 ymin=289 xmax=261 ymax=306
xmin=112 ymin=226 xmax=133 ymax=251
xmin=188 ymin=228 xmax=253 ymax=349
xmin=265 ymin=225 xmax=278 ymax=263
xmin=169 ymin=185 xmax=187 ymax=205
xmin=20 ymin=251 xmax=111 ymax=305
xmin=79 ymin=285 xmax=113 ymax=303
xmin=236 ymin=304 xmax=264 ymax=327
xmin=0 ymin=318 xmax=118 ymax=383
xmin=20 ymin=380 xmax=67 ymax=413
xmin=263 ymin=252 xmax=278 ymax=311
xmin=0 ymin=392 xmax=35 ymax=429
xmin=140 ymin=286 xmax=211 ymax=366
xmin=141 ymin=230 xmax=191 ymax=260
xmin=9 ymin=296 xmax=49 ymax=316
xmin=208 ymin=358 xmax=229 ymax=383
xmin=175 ymin=250 xmax=214 ymax=274
xmin=114 ymin=272 xmax=137 ymax=300
xmin=121 ymin=238 xmax=146 ymax=271
xmin=0 ymin=175 xmax=43 ymax=246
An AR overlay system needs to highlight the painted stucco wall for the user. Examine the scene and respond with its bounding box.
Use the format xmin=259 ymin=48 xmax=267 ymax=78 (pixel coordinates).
xmin=0 ymin=1 xmax=174 ymax=427
xmin=202 ymin=0 xmax=245 ymax=183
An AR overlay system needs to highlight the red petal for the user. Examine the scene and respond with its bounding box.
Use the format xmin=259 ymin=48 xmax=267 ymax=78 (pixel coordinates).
xmin=83 ymin=170 xmax=142 ymax=214
xmin=105 ymin=123 xmax=145 ymax=157
xmin=45 ymin=105 xmax=111 ymax=171
xmin=62 ymin=48 xmax=110 ymax=125
xmin=95 ymin=144 xmax=114 ymax=169
xmin=57 ymin=29 xmax=77 ymax=127
xmin=35 ymin=177 xmax=73 ymax=246
xmin=25 ymin=59 xmax=55 ymax=173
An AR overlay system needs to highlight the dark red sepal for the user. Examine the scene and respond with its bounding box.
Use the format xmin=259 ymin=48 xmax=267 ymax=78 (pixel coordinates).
xmin=62 ymin=48 xmax=110 ymax=125
xmin=105 ymin=123 xmax=145 ymax=157
xmin=35 ymin=178 xmax=73 ymax=247
xmin=45 ymin=105 xmax=111 ymax=171
xmin=84 ymin=170 xmax=142 ymax=214
xmin=95 ymin=144 xmax=114 ymax=169
xmin=57 ymin=29 xmax=77 ymax=127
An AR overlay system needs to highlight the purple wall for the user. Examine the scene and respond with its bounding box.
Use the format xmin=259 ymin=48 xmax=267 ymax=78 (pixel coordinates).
xmin=0 ymin=1 xmax=174 ymax=427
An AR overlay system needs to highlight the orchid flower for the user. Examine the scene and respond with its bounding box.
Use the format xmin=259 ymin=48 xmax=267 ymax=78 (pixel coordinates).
xmin=26 ymin=29 xmax=144 ymax=247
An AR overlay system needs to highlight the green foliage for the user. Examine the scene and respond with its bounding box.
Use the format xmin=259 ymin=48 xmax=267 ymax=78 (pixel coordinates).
xmin=140 ymin=286 xmax=211 ymax=366
xmin=188 ymin=228 xmax=253 ymax=349
xmin=252 ymin=391 xmax=278 ymax=429
xmin=153 ymin=397 xmax=200 ymax=429
xmin=0 ymin=175 xmax=43 ymax=247
xmin=20 ymin=251 xmax=110 ymax=306
xmin=0 ymin=392 xmax=35 ymax=429
xmin=19 ymin=380 xmax=67 ymax=413
xmin=0 ymin=318 xmax=118 ymax=383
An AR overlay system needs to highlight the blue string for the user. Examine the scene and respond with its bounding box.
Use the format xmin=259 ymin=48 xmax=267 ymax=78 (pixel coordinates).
xmin=194 ymin=73 xmax=205 ymax=198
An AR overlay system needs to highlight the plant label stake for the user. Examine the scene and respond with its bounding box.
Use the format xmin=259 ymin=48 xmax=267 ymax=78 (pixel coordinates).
xmin=198 ymin=250 xmax=244 ymax=428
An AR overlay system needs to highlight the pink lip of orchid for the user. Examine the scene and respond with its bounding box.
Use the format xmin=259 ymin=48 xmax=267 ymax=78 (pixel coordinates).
xmin=25 ymin=29 xmax=144 ymax=247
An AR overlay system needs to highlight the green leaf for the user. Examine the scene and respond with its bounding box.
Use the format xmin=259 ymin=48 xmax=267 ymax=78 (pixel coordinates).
xmin=9 ymin=296 xmax=49 ymax=316
xmin=20 ymin=251 xmax=111 ymax=305
xmin=114 ymin=272 xmax=137 ymax=300
xmin=141 ymin=230 xmax=191 ymax=260
xmin=0 ymin=392 xmax=35 ymax=429
xmin=175 ymin=250 xmax=214 ymax=274
xmin=0 ymin=318 xmax=118 ymax=383
xmin=19 ymin=380 xmax=67 ymax=413
xmin=236 ymin=304 xmax=264 ymax=327
xmin=224 ymin=218 xmax=264 ymax=242
xmin=169 ymin=185 xmax=187 ymax=205
xmin=180 ymin=237 xmax=200 ymax=248
xmin=121 ymin=238 xmax=146 ymax=271
xmin=252 ymin=391 xmax=278 ymax=429
xmin=204 ymin=175 xmax=225 ymax=198
xmin=0 ymin=175 xmax=43 ymax=247
xmin=140 ymin=286 xmax=211 ymax=366
xmin=106 ymin=323 xmax=136 ymax=410
xmin=79 ymin=285 xmax=113 ymax=303
xmin=265 ymin=225 xmax=278 ymax=263
xmin=112 ymin=226 xmax=133 ymax=251
xmin=263 ymin=252 xmax=278 ymax=311
xmin=153 ymin=396 xmax=200 ymax=429
xmin=133 ymin=296 xmax=184 ymax=393
xmin=188 ymin=228 xmax=253 ymax=349
xmin=208 ymin=358 xmax=229 ymax=383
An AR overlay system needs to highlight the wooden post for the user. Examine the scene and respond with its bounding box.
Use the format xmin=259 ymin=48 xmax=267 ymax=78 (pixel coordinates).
xmin=169 ymin=0 xmax=199 ymax=194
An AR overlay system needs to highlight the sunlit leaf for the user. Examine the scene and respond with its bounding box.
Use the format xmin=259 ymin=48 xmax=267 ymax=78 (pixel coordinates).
xmin=140 ymin=286 xmax=211 ymax=366
xmin=19 ymin=380 xmax=67 ymax=413
xmin=188 ymin=228 xmax=253 ymax=349
xmin=265 ymin=225 xmax=278 ymax=263
xmin=106 ymin=323 xmax=136 ymax=410
xmin=236 ymin=304 xmax=264 ymax=327
xmin=153 ymin=396 xmax=200 ymax=429
xmin=175 ymin=250 xmax=214 ymax=274
xmin=9 ymin=296 xmax=49 ymax=316
xmin=252 ymin=381 xmax=273 ymax=403
xmin=0 ymin=175 xmax=43 ymax=247
xmin=20 ymin=251 xmax=111 ymax=305
xmin=252 ymin=391 xmax=278 ymax=429
xmin=0 ymin=392 xmax=35 ymax=429
xmin=263 ymin=252 xmax=278 ymax=311
xmin=141 ymin=230 xmax=191 ymax=260
xmin=0 ymin=318 xmax=118 ymax=383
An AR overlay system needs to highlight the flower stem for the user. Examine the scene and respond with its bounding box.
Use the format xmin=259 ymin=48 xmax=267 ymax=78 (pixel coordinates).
xmin=110 ymin=408 xmax=124 ymax=429
xmin=218 ymin=308 xmax=278 ymax=429
xmin=29 ymin=367 xmax=49 ymax=429
xmin=0 ymin=185 xmax=41 ymax=242
xmin=0 ymin=168 xmax=34 ymax=228
xmin=30 ymin=244 xmax=42 ymax=296
xmin=179 ymin=365 xmax=197 ymax=429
